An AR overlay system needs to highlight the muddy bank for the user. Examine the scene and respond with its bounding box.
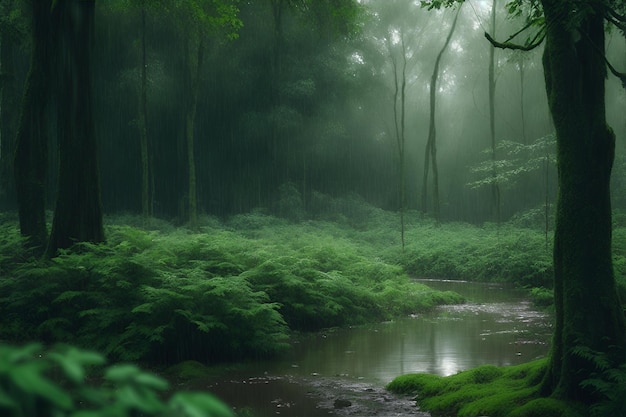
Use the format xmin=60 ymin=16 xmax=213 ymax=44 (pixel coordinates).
xmin=171 ymin=281 xmax=551 ymax=416
xmin=205 ymin=373 xmax=428 ymax=417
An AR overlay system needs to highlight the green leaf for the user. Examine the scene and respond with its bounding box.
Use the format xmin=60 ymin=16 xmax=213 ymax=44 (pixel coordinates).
xmin=168 ymin=392 xmax=234 ymax=417
xmin=134 ymin=372 xmax=169 ymax=391
xmin=131 ymin=302 xmax=154 ymax=314
xmin=49 ymin=346 xmax=105 ymax=383
xmin=116 ymin=385 xmax=164 ymax=413
xmin=10 ymin=362 xmax=74 ymax=410
xmin=54 ymin=290 xmax=84 ymax=303
xmin=49 ymin=352 xmax=84 ymax=383
xmin=104 ymin=364 xmax=141 ymax=383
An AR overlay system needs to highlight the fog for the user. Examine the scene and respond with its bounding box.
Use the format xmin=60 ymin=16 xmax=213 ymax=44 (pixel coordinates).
xmin=3 ymin=0 xmax=626 ymax=224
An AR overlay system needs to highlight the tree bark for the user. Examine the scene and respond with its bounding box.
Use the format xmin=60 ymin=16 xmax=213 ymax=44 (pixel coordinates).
xmin=540 ymin=0 xmax=626 ymax=402
xmin=47 ymin=0 xmax=104 ymax=256
xmin=14 ymin=0 xmax=55 ymax=252
xmin=0 ymin=28 xmax=19 ymax=209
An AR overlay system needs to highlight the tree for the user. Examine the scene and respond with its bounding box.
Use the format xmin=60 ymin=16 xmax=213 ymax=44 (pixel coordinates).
xmin=421 ymin=7 xmax=461 ymax=222
xmin=426 ymin=0 xmax=626 ymax=405
xmin=166 ymin=0 xmax=241 ymax=227
xmin=0 ymin=0 xmax=25 ymax=210
xmin=47 ymin=0 xmax=104 ymax=255
xmin=487 ymin=0 xmax=500 ymax=223
xmin=13 ymin=0 xmax=56 ymax=252
xmin=389 ymin=28 xmax=408 ymax=248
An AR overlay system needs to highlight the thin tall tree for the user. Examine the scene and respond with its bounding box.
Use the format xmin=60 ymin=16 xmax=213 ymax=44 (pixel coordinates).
xmin=421 ymin=6 xmax=461 ymax=222
xmin=389 ymin=30 xmax=408 ymax=249
xmin=488 ymin=0 xmax=500 ymax=223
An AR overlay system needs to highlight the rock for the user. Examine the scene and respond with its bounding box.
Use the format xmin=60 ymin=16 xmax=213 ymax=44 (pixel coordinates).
xmin=334 ymin=399 xmax=352 ymax=409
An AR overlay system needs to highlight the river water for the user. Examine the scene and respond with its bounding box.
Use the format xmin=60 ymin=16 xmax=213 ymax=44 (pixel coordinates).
xmin=201 ymin=280 xmax=553 ymax=416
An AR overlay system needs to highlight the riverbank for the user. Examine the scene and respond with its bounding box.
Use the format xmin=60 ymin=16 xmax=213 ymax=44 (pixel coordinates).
xmin=163 ymin=280 xmax=552 ymax=416
xmin=0 ymin=211 xmax=465 ymax=365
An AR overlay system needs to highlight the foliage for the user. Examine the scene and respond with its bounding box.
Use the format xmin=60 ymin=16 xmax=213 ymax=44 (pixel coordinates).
xmin=0 ymin=342 xmax=233 ymax=417
xmin=468 ymin=134 xmax=556 ymax=190
xmin=390 ymin=221 xmax=553 ymax=287
xmin=574 ymin=346 xmax=626 ymax=417
xmin=529 ymin=287 xmax=553 ymax=307
xmin=387 ymin=359 xmax=586 ymax=417
xmin=0 ymin=211 xmax=466 ymax=364
xmin=0 ymin=225 xmax=288 ymax=363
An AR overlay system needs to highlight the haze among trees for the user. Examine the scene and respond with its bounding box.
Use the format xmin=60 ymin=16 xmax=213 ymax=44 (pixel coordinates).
xmin=1 ymin=0 xmax=626 ymax=415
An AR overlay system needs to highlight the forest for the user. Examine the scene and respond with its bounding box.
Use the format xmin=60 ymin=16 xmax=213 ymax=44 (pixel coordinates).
xmin=1 ymin=0 xmax=626 ymax=416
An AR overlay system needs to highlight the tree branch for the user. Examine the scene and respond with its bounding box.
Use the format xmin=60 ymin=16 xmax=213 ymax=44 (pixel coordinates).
xmin=504 ymin=20 xmax=535 ymax=43
xmin=484 ymin=30 xmax=545 ymax=51
xmin=607 ymin=8 xmax=626 ymax=23
xmin=605 ymin=57 xmax=626 ymax=89
xmin=606 ymin=13 xmax=626 ymax=33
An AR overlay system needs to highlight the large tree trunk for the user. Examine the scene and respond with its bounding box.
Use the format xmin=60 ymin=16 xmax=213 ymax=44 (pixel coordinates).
xmin=540 ymin=0 xmax=626 ymax=402
xmin=47 ymin=0 xmax=104 ymax=256
xmin=13 ymin=0 xmax=55 ymax=252
xmin=0 ymin=29 xmax=19 ymax=209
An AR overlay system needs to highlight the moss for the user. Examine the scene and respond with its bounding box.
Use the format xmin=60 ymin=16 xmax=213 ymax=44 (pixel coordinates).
xmin=508 ymin=398 xmax=585 ymax=417
xmin=387 ymin=359 xmax=585 ymax=417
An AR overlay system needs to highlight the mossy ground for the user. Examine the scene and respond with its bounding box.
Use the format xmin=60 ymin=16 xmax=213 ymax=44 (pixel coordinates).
xmin=387 ymin=360 xmax=586 ymax=417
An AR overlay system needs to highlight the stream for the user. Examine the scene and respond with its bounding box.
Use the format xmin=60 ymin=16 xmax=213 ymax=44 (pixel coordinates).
xmin=197 ymin=280 xmax=553 ymax=416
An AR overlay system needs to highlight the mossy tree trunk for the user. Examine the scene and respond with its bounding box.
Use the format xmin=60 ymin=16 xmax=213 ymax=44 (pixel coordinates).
xmin=540 ymin=0 xmax=626 ymax=402
xmin=13 ymin=0 xmax=56 ymax=252
xmin=47 ymin=0 xmax=104 ymax=255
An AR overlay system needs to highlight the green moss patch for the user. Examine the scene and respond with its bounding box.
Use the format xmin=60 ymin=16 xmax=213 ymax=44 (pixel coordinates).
xmin=387 ymin=360 xmax=585 ymax=417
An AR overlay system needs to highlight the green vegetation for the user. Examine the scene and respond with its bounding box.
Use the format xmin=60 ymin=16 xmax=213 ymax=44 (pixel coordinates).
xmin=0 ymin=206 xmax=467 ymax=365
xmin=393 ymin=220 xmax=553 ymax=287
xmin=0 ymin=342 xmax=233 ymax=417
xmin=387 ymin=360 xmax=586 ymax=417
xmin=4 ymin=201 xmax=626 ymax=368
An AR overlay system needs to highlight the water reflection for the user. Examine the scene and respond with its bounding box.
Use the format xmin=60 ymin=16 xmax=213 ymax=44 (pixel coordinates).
xmin=206 ymin=280 xmax=553 ymax=415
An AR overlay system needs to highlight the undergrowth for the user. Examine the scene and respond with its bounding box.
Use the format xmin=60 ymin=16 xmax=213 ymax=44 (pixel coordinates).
xmin=0 ymin=212 xmax=464 ymax=365
xmin=2 ymin=204 xmax=621 ymax=366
